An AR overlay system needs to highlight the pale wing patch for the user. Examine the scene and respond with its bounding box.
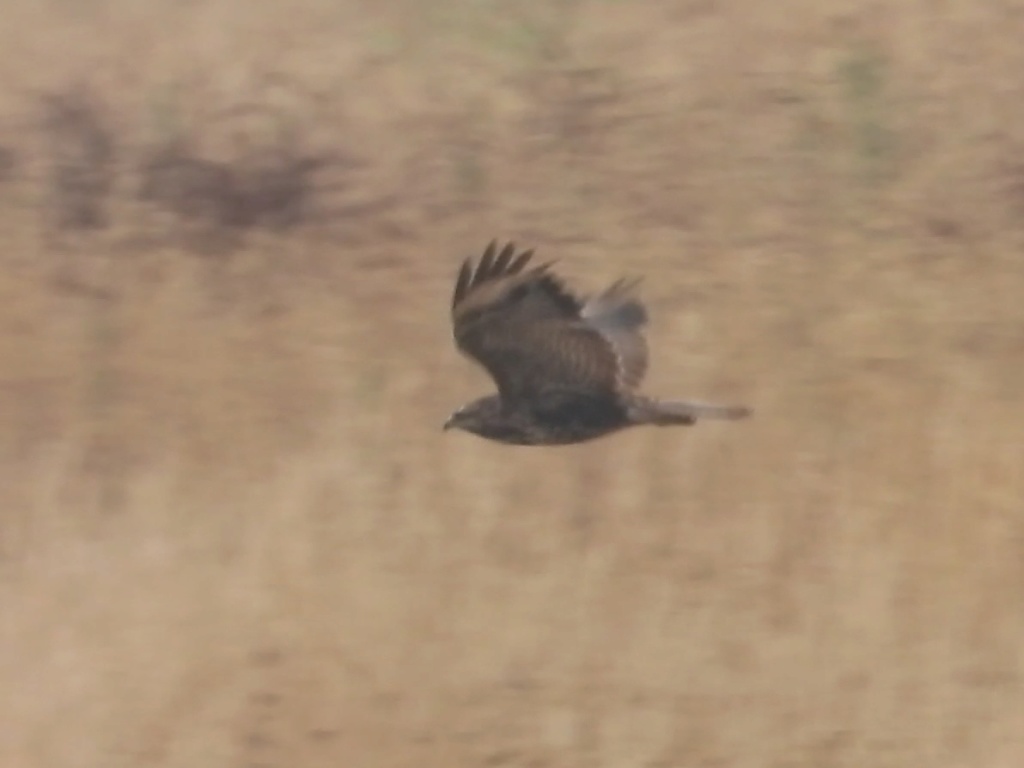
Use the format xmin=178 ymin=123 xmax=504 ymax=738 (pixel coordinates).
xmin=581 ymin=278 xmax=649 ymax=391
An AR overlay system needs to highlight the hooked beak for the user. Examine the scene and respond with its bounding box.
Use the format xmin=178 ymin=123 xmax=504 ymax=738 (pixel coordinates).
xmin=444 ymin=408 xmax=467 ymax=432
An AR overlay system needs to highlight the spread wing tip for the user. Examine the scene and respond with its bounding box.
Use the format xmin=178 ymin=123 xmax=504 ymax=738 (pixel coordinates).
xmin=453 ymin=240 xmax=540 ymax=309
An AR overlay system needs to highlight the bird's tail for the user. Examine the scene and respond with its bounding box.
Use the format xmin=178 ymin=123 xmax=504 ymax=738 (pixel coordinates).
xmin=628 ymin=397 xmax=751 ymax=426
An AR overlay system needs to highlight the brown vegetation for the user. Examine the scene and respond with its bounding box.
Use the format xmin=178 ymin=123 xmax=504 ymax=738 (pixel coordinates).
xmin=1 ymin=1 xmax=1023 ymax=766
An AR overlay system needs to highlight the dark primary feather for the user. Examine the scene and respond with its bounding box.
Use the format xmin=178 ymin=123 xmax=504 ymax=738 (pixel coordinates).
xmin=446 ymin=240 xmax=751 ymax=445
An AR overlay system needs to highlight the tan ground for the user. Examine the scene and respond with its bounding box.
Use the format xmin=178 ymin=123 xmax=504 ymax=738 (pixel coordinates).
xmin=1 ymin=1 xmax=1023 ymax=766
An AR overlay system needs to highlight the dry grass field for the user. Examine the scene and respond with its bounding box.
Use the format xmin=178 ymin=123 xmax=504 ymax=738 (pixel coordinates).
xmin=1 ymin=0 xmax=1023 ymax=765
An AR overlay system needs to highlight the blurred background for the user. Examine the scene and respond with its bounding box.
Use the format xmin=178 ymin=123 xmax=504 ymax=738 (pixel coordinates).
xmin=1 ymin=0 xmax=1022 ymax=765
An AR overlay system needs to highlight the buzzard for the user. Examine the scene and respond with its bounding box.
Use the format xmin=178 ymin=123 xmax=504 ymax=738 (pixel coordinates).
xmin=444 ymin=240 xmax=751 ymax=445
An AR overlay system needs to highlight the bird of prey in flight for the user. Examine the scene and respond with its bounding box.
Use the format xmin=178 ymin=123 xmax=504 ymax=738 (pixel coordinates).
xmin=444 ymin=240 xmax=750 ymax=445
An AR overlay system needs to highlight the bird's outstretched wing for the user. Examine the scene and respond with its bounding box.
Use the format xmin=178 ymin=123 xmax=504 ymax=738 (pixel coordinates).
xmin=451 ymin=240 xmax=649 ymax=402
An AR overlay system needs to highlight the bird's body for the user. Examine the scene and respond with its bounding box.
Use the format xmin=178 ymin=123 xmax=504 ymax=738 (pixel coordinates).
xmin=444 ymin=241 xmax=750 ymax=445
xmin=449 ymin=391 xmax=631 ymax=446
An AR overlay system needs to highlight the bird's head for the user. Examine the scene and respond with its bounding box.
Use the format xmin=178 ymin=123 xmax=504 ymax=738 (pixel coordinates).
xmin=443 ymin=403 xmax=482 ymax=434
xmin=443 ymin=396 xmax=503 ymax=437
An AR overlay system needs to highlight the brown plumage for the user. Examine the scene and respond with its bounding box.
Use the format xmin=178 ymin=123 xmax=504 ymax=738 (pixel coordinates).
xmin=444 ymin=240 xmax=751 ymax=445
